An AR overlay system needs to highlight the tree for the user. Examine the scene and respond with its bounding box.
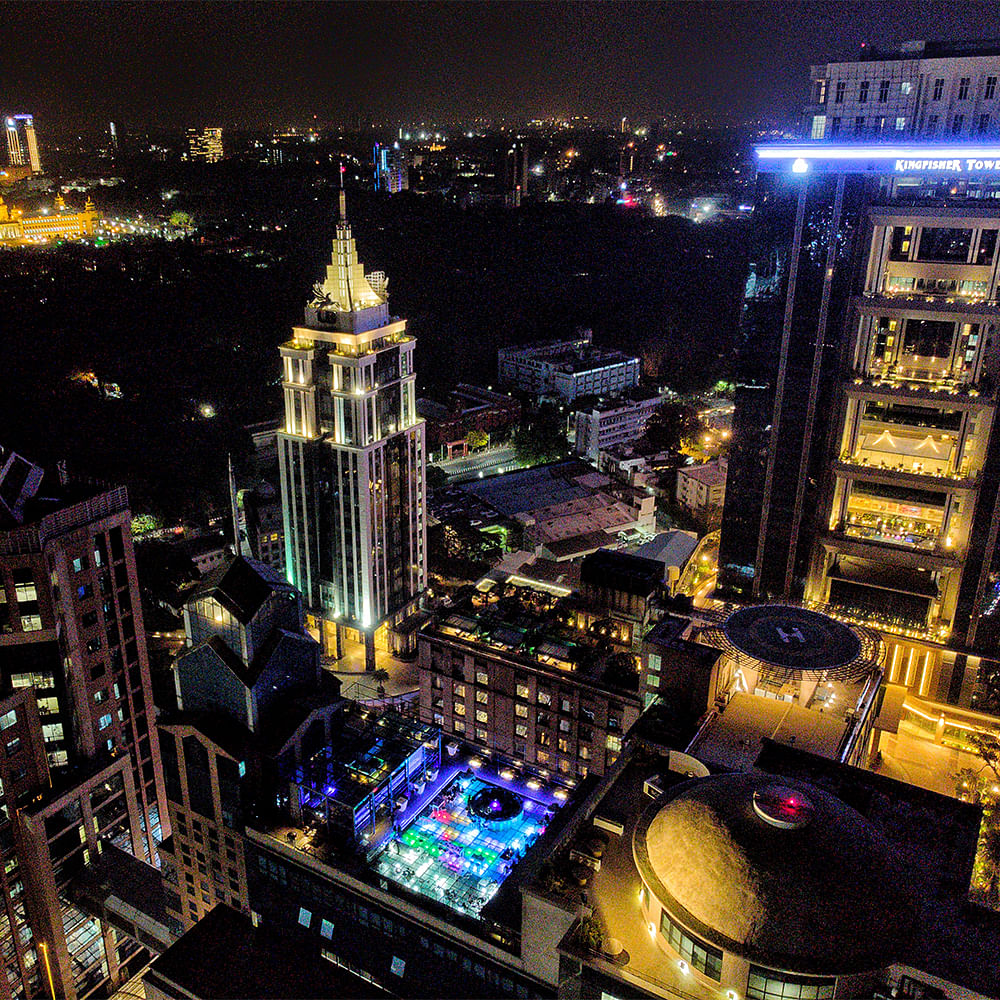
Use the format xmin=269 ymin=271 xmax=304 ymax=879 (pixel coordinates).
xmin=169 ymin=210 xmax=194 ymax=230
xmin=510 ymin=403 xmax=567 ymax=465
xmin=638 ymin=401 xmax=702 ymax=460
xmin=372 ymin=667 xmax=390 ymax=697
xmin=426 ymin=465 xmax=448 ymax=491
xmin=465 ymin=428 xmax=489 ymax=451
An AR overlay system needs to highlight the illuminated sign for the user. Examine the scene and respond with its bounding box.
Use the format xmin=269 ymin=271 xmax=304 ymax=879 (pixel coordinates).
xmin=756 ymin=143 xmax=1000 ymax=176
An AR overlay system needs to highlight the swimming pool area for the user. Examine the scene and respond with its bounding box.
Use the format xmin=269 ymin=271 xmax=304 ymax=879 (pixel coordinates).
xmin=373 ymin=771 xmax=561 ymax=918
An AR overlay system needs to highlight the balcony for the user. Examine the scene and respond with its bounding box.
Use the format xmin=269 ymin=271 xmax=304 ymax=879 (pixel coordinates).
xmin=845 ymin=372 xmax=989 ymax=406
xmin=834 ymin=454 xmax=978 ymax=491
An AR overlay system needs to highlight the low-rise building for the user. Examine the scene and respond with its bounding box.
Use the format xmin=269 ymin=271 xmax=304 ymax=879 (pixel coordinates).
xmin=498 ymin=330 xmax=640 ymax=402
xmin=574 ymin=389 xmax=662 ymax=460
xmin=419 ymin=384 xmax=520 ymax=460
xmin=675 ymin=457 xmax=727 ymax=516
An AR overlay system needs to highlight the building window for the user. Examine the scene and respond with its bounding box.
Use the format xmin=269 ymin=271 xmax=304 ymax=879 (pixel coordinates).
xmin=854 ymin=116 xmax=865 ymax=134
xmin=746 ymin=966 xmax=835 ymax=1000
xmin=988 ymin=76 xmax=998 ymax=100
xmin=980 ymin=114 xmax=991 ymax=134
xmin=559 ymin=718 xmax=571 ymax=733
xmin=926 ymin=114 xmax=939 ymax=133
xmin=660 ymin=910 xmax=723 ymax=980
xmin=453 ymin=684 xmax=465 ymax=698
xmin=858 ymin=80 xmax=869 ymax=103
xmin=953 ymin=113 xmax=965 ymax=134
xmin=475 ymin=727 xmax=487 ymax=743
xmin=537 ymin=692 xmax=552 ymax=706
xmin=959 ymin=77 xmax=971 ymax=100
xmin=320 ymin=919 xmax=334 ymax=939
xmin=895 ymin=116 xmax=906 ymax=131
xmin=454 ymin=703 xmax=465 ymax=717
xmin=901 ymin=80 xmax=913 ymax=95
xmin=475 ymin=710 xmax=488 ymax=724
xmin=830 ymin=117 xmax=841 ymax=136
xmin=878 ymin=79 xmax=890 ymax=102
xmin=515 ymin=684 xmax=529 ymax=700
xmin=515 ymin=724 xmax=528 ymax=737
xmin=606 ymin=734 xmax=622 ymax=752
xmin=298 ymin=907 xmax=312 ymax=928
xmin=475 ymin=690 xmax=488 ymax=704
xmin=475 ymin=671 xmax=488 ymax=685
xmin=454 ymin=719 xmax=466 ymax=733
xmin=834 ymin=80 xmax=846 ymax=103
xmin=932 ymin=78 xmax=944 ymax=101
xmin=98 ymin=714 xmax=112 ymax=730
xmin=515 ymin=703 xmax=528 ymax=718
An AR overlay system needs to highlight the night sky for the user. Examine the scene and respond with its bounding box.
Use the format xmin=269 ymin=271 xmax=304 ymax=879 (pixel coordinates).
xmin=6 ymin=1 xmax=1000 ymax=130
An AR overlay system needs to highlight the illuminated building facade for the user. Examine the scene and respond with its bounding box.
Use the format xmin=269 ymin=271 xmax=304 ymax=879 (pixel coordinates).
xmin=504 ymin=140 xmax=529 ymax=208
xmin=804 ymin=39 xmax=1000 ymax=142
xmin=278 ymin=191 xmax=426 ymax=668
xmin=5 ymin=114 xmax=41 ymax=173
xmin=0 ymin=454 xmax=168 ymax=999
xmin=373 ymin=141 xmax=409 ymax=193
xmin=186 ymin=127 xmax=224 ymax=163
xmin=0 ymin=193 xmax=98 ymax=245
xmin=718 ymin=143 xmax=1000 ymax=714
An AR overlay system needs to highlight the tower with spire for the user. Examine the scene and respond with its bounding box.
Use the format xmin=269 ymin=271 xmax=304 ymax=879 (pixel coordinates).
xmin=277 ymin=191 xmax=426 ymax=670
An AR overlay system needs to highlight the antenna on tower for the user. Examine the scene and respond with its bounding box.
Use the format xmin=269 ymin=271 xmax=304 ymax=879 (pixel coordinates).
xmin=338 ymin=160 xmax=347 ymax=223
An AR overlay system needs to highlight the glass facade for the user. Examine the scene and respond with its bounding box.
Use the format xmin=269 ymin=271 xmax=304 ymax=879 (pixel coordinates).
xmin=747 ymin=965 xmax=835 ymax=1000
xmin=658 ymin=909 xmax=723 ymax=981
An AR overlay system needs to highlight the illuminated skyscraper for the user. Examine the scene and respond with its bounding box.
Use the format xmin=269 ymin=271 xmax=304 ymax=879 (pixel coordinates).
xmin=278 ymin=190 xmax=426 ymax=669
xmin=5 ymin=114 xmax=41 ymax=173
xmin=374 ymin=141 xmax=409 ymax=193
xmin=504 ymin=140 xmax=529 ymax=208
xmin=186 ymin=126 xmax=224 ymax=163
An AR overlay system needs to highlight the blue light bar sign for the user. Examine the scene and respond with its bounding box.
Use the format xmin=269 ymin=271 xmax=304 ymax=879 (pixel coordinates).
xmin=895 ymin=157 xmax=1000 ymax=172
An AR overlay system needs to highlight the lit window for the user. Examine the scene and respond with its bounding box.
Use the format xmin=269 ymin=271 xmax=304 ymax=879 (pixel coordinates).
xmin=475 ymin=710 xmax=488 ymax=723
xmin=475 ymin=690 xmax=488 ymax=704
xmin=98 ymin=714 xmax=112 ymax=730
xmin=515 ymin=684 xmax=529 ymax=699
xmin=298 ymin=907 xmax=312 ymax=928
xmin=606 ymin=734 xmax=622 ymax=752
xmin=320 ymin=919 xmax=334 ymax=939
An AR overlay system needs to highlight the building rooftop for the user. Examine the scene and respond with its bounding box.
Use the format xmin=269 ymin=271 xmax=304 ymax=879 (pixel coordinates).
xmin=427 ymin=582 xmax=641 ymax=695
xmin=580 ymin=549 xmax=663 ymax=598
xmin=460 ymin=460 xmax=605 ymax=516
xmin=189 ymin=554 xmax=290 ymax=623
xmin=632 ymin=530 xmax=699 ymax=571
xmin=635 ymin=771 xmax=913 ymax=975
xmin=144 ymin=903 xmax=391 ymax=999
xmin=678 ymin=460 xmax=727 ymax=487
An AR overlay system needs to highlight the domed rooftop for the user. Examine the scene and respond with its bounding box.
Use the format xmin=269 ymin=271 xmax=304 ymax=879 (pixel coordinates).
xmin=633 ymin=773 xmax=914 ymax=975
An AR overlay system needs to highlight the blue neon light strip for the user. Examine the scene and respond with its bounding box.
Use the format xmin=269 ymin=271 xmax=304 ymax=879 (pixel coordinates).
xmin=757 ymin=144 xmax=1000 ymax=161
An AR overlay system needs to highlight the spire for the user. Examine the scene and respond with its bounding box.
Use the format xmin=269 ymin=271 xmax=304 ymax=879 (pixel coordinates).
xmin=338 ymin=160 xmax=347 ymax=224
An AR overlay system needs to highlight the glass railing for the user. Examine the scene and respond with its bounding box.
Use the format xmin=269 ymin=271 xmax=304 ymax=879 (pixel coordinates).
xmin=837 ymin=452 xmax=976 ymax=483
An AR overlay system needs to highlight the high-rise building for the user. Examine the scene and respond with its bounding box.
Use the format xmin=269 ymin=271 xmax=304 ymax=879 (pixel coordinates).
xmin=186 ymin=127 xmax=224 ymax=163
xmin=804 ymin=39 xmax=1000 ymax=141
xmin=278 ymin=191 xmax=426 ymax=669
xmin=0 ymin=450 xmax=168 ymax=998
xmin=373 ymin=141 xmax=409 ymax=194
xmin=717 ymin=141 xmax=1000 ymax=717
xmin=504 ymin=140 xmax=529 ymax=208
xmin=5 ymin=114 xmax=40 ymax=173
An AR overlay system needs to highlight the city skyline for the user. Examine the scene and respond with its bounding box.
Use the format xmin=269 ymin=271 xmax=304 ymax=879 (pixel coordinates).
xmin=5 ymin=1 xmax=1000 ymax=131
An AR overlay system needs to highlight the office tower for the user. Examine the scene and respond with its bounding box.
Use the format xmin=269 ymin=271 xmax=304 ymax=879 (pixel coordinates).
xmin=278 ymin=191 xmax=426 ymax=669
xmin=0 ymin=451 xmax=167 ymax=998
xmin=504 ymin=140 xmax=529 ymax=208
xmin=5 ymin=114 xmax=40 ymax=173
xmin=157 ymin=555 xmax=326 ymax=932
xmin=717 ymin=142 xmax=1000 ymax=715
xmin=804 ymin=39 xmax=1000 ymax=141
xmin=108 ymin=121 xmax=118 ymax=153
xmin=0 ymin=451 xmax=166 ymax=852
xmin=186 ymin=127 xmax=224 ymax=163
xmin=373 ymin=141 xmax=409 ymax=194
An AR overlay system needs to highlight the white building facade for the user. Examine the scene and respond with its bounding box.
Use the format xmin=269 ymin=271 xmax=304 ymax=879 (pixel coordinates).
xmin=278 ymin=192 xmax=426 ymax=667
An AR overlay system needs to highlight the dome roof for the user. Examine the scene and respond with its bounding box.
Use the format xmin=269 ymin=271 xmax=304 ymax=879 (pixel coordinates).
xmin=633 ymin=773 xmax=913 ymax=975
